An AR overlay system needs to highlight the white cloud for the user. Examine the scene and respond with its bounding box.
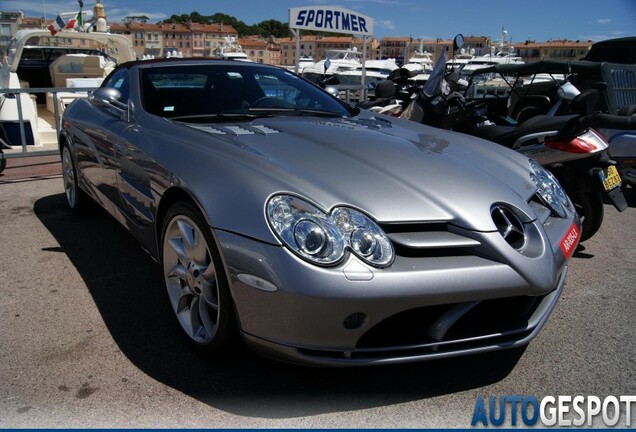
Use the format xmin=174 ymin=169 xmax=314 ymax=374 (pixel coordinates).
xmin=4 ymin=0 xmax=81 ymax=17
xmin=379 ymin=20 xmax=396 ymax=30
xmin=106 ymin=8 xmax=168 ymax=23
xmin=2 ymin=0 xmax=167 ymax=23
xmin=597 ymin=18 xmax=612 ymax=24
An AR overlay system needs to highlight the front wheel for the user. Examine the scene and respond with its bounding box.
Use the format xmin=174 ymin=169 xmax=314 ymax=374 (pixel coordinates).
xmin=161 ymin=202 xmax=237 ymax=352
xmin=571 ymin=191 xmax=604 ymax=242
xmin=0 ymin=154 xmax=6 ymax=174
xmin=61 ymin=145 xmax=89 ymax=213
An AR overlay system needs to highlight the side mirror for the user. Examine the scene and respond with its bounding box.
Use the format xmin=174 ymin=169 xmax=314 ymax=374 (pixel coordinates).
xmin=91 ymin=87 xmax=126 ymax=111
xmin=453 ymin=34 xmax=465 ymax=52
xmin=324 ymin=86 xmax=340 ymax=98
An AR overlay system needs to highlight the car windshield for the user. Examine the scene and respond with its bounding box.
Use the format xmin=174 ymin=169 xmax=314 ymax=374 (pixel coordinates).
xmin=140 ymin=63 xmax=353 ymax=121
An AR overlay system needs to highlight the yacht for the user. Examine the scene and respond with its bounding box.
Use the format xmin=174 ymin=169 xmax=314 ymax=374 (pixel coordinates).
xmin=458 ymin=29 xmax=524 ymax=77
xmin=334 ymin=58 xmax=400 ymax=95
xmin=0 ymin=28 xmax=135 ymax=148
xmin=283 ymin=55 xmax=315 ymax=73
xmin=402 ymin=45 xmax=434 ymax=75
xmin=301 ymin=48 xmax=364 ymax=84
xmin=217 ymin=36 xmax=251 ymax=61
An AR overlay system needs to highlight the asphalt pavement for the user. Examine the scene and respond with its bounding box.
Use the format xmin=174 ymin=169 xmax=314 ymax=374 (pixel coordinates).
xmin=0 ymin=163 xmax=634 ymax=428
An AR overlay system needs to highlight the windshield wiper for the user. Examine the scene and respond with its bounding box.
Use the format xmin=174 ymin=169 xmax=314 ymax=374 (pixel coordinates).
xmin=247 ymin=108 xmax=346 ymax=117
xmin=170 ymin=112 xmax=270 ymax=122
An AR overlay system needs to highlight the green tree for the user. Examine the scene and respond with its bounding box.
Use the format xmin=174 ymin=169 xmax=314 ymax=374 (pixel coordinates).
xmin=124 ymin=15 xmax=150 ymax=24
xmin=159 ymin=12 xmax=292 ymax=38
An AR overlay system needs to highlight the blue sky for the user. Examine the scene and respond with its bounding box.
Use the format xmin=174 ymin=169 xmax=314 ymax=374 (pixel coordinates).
xmin=7 ymin=0 xmax=636 ymax=42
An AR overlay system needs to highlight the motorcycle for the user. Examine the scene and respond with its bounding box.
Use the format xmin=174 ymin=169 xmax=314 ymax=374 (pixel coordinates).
xmin=397 ymin=38 xmax=630 ymax=241
xmin=464 ymin=59 xmax=636 ymax=189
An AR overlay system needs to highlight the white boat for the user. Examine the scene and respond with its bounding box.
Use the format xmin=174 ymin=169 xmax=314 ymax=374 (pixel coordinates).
xmin=403 ymin=45 xmax=434 ymax=74
xmin=458 ymin=29 xmax=525 ymax=77
xmin=334 ymin=58 xmax=400 ymax=95
xmin=0 ymin=28 xmax=135 ymax=148
xmin=302 ymin=48 xmax=364 ymax=83
xmin=459 ymin=48 xmax=525 ymax=76
xmin=282 ymin=55 xmax=315 ymax=73
xmin=217 ymin=36 xmax=251 ymax=62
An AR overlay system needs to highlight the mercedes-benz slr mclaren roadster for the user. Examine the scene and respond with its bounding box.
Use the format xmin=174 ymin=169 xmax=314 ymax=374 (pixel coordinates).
xmin=59 ymin=59 xmax=581 ymax=366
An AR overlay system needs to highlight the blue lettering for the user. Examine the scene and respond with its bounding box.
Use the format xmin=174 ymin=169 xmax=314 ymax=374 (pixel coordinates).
xmin=351 ymin=15 xmax=358 ymax=32
xmin=358 ymin=17 xmax=368 ymax=33
xmin=489 ymin=396 xmax=505 ymax=426
xmin=508 ymin=395 xmax=522 ymax=426
xmin=324 ymin=10 xmax=333 ymax=29
xmin=315 ymin=10 xmax=324 ymax=27
xmin=306 ymin=10 xmax=315 ymax=25
xmin=333 ymin=10 xmax=341 ymax=29
xmin=522 ymin=396 xmax=539 ymax=425
xmin=471 ymin=395 xmax=488 ymax=426
xmin=295 ymin=10 xmax=306 ymax=26
xmin=341 ymin=13 xmax=350 ymax=31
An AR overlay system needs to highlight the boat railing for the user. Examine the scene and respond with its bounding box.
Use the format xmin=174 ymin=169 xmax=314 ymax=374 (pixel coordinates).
xmin=1 ymin=86 xmax=99 ymax=159
xmin=332 ymin=85 xmax=366 ymax=103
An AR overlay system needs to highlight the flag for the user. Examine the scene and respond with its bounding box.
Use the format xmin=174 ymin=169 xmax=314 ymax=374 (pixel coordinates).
xmin=47 ymin=14 xmax=67 ymax=36
xmin=65 ymin=13 xmax=80 ymax=29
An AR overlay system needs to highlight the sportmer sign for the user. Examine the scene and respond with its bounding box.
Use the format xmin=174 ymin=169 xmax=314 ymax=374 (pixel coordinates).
xmin=289 ymin=6 xmax=374 ymax=36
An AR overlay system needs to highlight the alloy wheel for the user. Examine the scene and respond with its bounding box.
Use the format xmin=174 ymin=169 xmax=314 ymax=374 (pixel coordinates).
xmin=162 ymin=214 xmax=220 ymax=344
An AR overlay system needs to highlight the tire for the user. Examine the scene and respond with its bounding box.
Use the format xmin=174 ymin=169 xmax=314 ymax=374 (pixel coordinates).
xmin=61 ymin=145 xmax=89 ymax=214
xmin=571 ymin=191 xmax=604 ymax=242
xmin=161 ymin=202 xmax=237 ymax=353
xmin=0 ymin=155 xmax=6 ymax=174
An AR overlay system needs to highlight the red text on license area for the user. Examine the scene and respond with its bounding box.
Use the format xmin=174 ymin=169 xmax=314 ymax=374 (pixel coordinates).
xmin=559 ymin=223 xmax=581 ymax=259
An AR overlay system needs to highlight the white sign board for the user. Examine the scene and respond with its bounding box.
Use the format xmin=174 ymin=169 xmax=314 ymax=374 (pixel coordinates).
xmin=289 ymin=6 xmax=374 ymax=36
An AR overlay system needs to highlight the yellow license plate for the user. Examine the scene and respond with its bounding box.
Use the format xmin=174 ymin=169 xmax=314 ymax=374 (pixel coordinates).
xmin=599 ymin=165 xmax=622 ymax=191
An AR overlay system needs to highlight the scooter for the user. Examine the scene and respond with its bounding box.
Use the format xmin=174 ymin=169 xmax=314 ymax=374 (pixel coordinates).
xmin=399 ymin=44 xmax=630 ymax=241
xmin=357 ymin=69 xmax=417 ymax=117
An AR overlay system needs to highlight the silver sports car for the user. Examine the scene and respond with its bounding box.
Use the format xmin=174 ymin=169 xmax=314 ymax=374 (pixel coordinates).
xmin=59 ymin=59 xmax=581 ymax=366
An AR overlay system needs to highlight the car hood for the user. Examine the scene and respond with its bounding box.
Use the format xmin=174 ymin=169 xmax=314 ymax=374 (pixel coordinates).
xmin=177 ymin=114 xmax=537 ymax=241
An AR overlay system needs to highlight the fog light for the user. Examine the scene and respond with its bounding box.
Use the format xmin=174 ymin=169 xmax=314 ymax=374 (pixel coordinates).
xmin=343 ymin=312 xmax=368 ymax=330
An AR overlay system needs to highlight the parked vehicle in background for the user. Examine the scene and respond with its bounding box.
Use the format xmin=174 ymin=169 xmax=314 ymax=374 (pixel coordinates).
xmin=464 ymin=60 xmax=636 ymax=191
xmin=583 ymin=36 xmax=636 ymax=64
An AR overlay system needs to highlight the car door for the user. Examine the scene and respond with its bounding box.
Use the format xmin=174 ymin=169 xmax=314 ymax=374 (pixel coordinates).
xmin=75 ymin=67 xmax=132 ymax=211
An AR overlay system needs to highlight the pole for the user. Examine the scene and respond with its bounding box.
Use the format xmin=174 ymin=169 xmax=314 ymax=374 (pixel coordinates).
xmin=362 ymin=36 xmax=367 ymax=101
xmin=78 ymin=0 xmax=83 ymax=28
xmin=292 ymin=29 xmax=300 ymax=74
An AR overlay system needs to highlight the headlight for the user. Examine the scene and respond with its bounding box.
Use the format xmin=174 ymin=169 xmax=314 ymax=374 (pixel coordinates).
xmin=266 ymin=194 xmax=394 ymax=267
xmin=529 ymin=160 xmax=570 ymax=218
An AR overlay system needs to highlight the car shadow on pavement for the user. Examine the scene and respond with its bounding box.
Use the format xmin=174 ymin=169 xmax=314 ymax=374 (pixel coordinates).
xmin=34 ymin=193 xmax=525 ymax=419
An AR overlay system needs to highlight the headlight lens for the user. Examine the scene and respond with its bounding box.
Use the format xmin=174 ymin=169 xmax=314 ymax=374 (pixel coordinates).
xmin=266 ymin=194 xmax=394 ymax=267
xmin=529 ymin=160 xmax=570 ymax=218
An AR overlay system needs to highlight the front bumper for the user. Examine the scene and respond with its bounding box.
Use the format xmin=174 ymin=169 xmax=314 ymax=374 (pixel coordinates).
xmin=215 ymin=210 xmax=573 ymax=366
xmin=244 ymin=267 xmax=566 ymax=366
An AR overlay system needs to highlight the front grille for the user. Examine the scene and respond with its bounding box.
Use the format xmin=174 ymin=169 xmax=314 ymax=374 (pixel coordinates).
xmin=295 ymin=294 xmax=545 ymax=362
xmin=356 ymin=295 xmax=540 ymax=349
xmin=381 ymin=222 xmax=481 ymax=258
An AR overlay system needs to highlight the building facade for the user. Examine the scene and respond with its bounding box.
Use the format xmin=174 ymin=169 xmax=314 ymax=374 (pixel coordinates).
xmin=1 ymin=8 xmax=595 ymax=65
